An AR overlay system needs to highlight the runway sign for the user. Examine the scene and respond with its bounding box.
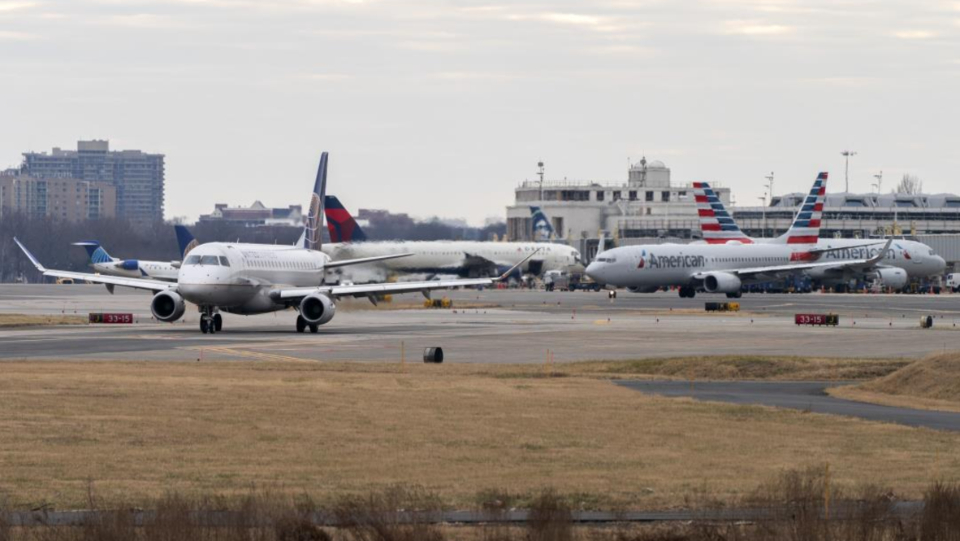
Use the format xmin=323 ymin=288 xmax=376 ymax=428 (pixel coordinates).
xmin=794 ymin=313 xmax=839 ymax=326
xmin=89 ymin=313 xmax=134 ymax=324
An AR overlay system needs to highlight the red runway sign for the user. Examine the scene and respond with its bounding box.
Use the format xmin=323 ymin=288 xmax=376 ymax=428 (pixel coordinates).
xmin=794 ymin=314 xmax=839 ymax=326
xmin=89 ymin=313 xmax=134 ymax=324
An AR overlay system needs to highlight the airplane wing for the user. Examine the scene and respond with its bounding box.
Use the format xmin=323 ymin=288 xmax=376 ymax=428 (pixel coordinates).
xmin=693 ymin=239 xmax=893 ymax=281
xmin=275 ymin=249 xmax=539 ymax=301
xmin=15 ymin=237 xmax=173 ymax=292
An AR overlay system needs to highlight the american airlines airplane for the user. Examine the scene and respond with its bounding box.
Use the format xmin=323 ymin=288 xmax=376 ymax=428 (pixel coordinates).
xmin=321 ymin=195 xmax=580 ymax=279
xmin=691 ymin=181 xmax=946 ymax=287
xmin=16 ymin=153 xmax=534 ymax=334
xmin=71 ymin=227 xmax=198 ymax=283
xmin=584 ymin=173 xmax=941 ymax=298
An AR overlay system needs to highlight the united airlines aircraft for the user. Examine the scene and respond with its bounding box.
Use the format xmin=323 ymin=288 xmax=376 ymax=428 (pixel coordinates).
xmin=16 ymin=153 xmax=535 ymax=334
xmin=585 ymin=173 xmax=938 ymax=297
xmin=71 ymin=227 xmax=197 ymax=283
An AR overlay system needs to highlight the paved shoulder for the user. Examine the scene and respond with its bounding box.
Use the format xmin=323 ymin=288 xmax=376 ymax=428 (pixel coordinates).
xmin=617 ymin=380 xmax=960 ymax=432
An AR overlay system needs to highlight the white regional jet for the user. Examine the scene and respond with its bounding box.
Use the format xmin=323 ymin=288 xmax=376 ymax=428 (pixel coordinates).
xmin=15 ymin=153 xmax=535 ymax=334
xmin=322 ymin=195 xmax=579 ymax=279
xmin=585 ymin=172 xmax=917 ymax=298
xmin=690 ymin=181 xmax=946 ymax=288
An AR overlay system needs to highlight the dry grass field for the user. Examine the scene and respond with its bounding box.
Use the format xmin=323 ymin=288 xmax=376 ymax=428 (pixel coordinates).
xmin=0 ymin=359 xmax=957 ymax=511
xmin=831 ymin=352 xmax=960 ymax=413
xmin=0 ymin=314 xmax=87 ymax=328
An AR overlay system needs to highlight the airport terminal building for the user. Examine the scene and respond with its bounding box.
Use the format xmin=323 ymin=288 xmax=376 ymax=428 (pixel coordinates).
xmin=506 ymin=158 xmax=960 ymax=269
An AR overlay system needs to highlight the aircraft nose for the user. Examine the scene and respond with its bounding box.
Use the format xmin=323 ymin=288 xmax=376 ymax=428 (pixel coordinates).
xmin=936 ymin=256 xmax=947 ymax=272
xmin=585 ymin=261 xmax=603 ymax=281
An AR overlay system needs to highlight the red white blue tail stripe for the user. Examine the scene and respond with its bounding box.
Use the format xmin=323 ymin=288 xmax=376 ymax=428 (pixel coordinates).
xmin=693 ymin=182 xmax=753 ymax=244
xmin=783 ymin=172 xmax=826 ymax=245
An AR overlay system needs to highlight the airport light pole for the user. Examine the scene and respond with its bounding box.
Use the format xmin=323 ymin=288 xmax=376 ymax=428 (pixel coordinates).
xmin=764 ymin=172 xmax=774 ymax=201
xmin=873 ymin=170 xmax=883 ymax=194
xmin=841 ymin=150 xmax=857 ymax=193
xmin=758 ymin=195 xmax=767 ymax=238
xmin=537 ymin=161 xmax=545 ymax=202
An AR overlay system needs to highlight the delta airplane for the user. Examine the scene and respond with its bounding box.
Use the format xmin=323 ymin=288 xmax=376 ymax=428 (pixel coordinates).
xmin=16 ymin=153 xmax=535 ymax=334
xmin=691 ymin=181 xmax=946 ymax=288
xmin=321 ymin=195 xmax=580 ymax=279
xmin=72 ymin=227 xmax=198 ymax=283
xmin=585 ymin=172 xmax=917 ymax=298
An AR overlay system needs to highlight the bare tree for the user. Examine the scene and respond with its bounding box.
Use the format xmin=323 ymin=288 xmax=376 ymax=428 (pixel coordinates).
xmin=893 ymin=174 xmax=923 ymax=194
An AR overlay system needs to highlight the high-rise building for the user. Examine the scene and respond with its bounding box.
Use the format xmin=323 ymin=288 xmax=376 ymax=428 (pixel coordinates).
xmin=0 ymin=170 xmax=117 ymax=221
xmin=20 ymin=140 xmax=164 ymax=224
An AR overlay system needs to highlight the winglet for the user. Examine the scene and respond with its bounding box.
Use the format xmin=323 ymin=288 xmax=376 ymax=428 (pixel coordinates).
xmin=866 ymin=238 xmax=893 ymax=266
xmin=14 ymin=237 xmax=46 ymax=273
xmin=496 ymin=248 xmax=541 ymax=281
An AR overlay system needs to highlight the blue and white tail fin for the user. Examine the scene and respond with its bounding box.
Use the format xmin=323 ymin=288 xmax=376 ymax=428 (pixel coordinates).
xmin=303 ymin=152 xmax=328 ymax=250
xmin=72 ymin=241 xmax=115 ymax=264
xmin=530 ymin=206 xmax=555 ymax=240
xmin=324 ymin=195 xmax=368 ymax=243
xmin=770 ymin=172 xmax=827 ymax=246
xmin=693 ymin=183 xmax=753 ymax=244
xmin=174 ymin=225 xmax=199 ymax=259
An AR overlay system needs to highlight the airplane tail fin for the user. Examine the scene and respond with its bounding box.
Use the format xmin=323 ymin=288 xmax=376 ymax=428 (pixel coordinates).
xmin=174 ymin=225 xmax=199 ymax=258
xmin=72 ymin=241 xmax=114 ymax=264
xmin=693 ymin=183 xmax=753 ymax=244
xmin=530 ymin=206 xmax=555 ymax=240
xmin=303 ymin=152 xmax=328 ymax=250
xmin=324 ymin=195 xmax=367 ymax=243
xmin=771 ymin=172 xmax=827 ymax=246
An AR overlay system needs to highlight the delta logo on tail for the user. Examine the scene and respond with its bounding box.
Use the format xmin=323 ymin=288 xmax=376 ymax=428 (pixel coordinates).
xmin=324 ymin=195 xmax=368 ymax=243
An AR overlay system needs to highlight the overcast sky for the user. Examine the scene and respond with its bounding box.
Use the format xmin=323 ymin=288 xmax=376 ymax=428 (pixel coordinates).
xmin=1 ymin=0 xmax=958 ymax=224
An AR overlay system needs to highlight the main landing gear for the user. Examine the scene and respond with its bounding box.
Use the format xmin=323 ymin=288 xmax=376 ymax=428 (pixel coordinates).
xmin=678 ymin=286 xmax=696 ymax=299
xmin=726 ymin=291 xmax=743 ymax=299
xmin=296 ymin=315 xmax=319 ymax=334
xmin=199 ymin=308 xmax=223 ymax=334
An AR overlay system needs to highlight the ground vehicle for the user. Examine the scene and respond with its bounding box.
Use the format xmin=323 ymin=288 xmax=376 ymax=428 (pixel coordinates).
xmin=544 ymin=270 xmax=569 ymax=291
xmin=947 ymin=273 xmax=959 ymax=292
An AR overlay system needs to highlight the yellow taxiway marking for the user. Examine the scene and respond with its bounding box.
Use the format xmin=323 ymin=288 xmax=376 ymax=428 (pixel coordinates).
xmin=183 ymin=346 xmax=314 ymax=363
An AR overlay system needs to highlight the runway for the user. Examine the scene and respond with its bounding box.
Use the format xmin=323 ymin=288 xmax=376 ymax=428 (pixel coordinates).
xmin=618 ymin=380 xmax=960 ymax=432
xmin=1 ymin=284 xmax=958 ymax=363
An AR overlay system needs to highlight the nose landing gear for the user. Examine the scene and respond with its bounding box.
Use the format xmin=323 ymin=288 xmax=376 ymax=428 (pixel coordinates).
xmin=199 ymin=308 xmax=223 ymax=334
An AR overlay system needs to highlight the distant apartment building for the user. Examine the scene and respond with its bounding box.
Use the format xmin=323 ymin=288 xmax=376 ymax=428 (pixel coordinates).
xmin=20 ymin=140 xmax=164 ymax=224
xmin=199 ymin=201 xmax=304 ymax=227
xmin=0 ymin=170 xmax=117 ymax=221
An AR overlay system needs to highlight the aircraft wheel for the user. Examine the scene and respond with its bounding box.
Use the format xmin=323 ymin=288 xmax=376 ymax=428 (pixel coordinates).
xmin=296 ymin=315 xmax=307 ymax=333
xmin=309 ymin=324 xmax=319 ymax=334
xmin=726 ymin=291 xmax=742 ymax=299
xmin=213 ymin=314 xmax=223 ymax=332
xmin=200 ymin=318 xmax=210 ymax=334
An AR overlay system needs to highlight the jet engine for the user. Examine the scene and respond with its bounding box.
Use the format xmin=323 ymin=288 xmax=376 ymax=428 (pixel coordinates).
xmin=151 ymin=291 xmax=186 ymax=322
xmin=299 ymin=293 xmax=336 ymax=326
xmin=118 ymin=260 xmax=140 ymax=271
xmin=628 ymin=286 xmax=660 ymax=293
xmin=873 ymin=268 xmax=908 ymax=290
xmin=702 ymin=272 xmax=742 ymax=294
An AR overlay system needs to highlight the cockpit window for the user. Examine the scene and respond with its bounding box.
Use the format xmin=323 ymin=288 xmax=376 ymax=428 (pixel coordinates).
xmin=219 ymin=256 xmax=230 ymax=267
xmin=596 ymin=257 xmax=616 ymax=263
xmin=200 ymin=255 xmax=220 ymax=266
xmin=185 ymin=255 xmax=202 ymax=265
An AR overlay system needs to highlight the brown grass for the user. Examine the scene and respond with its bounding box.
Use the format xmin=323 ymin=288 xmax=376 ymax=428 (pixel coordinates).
xmin=830 ymin=352 xmax=960 ymax=413
xmin=0 ymin=314 xmax=87 ymax=328
xmin=0 ymin=360 xmax=957 ymax=511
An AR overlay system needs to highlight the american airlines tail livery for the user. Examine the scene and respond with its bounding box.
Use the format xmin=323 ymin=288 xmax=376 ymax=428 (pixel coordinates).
xmin=585 ymin=172 xmax=939 ymax=298
xmin=16 ymin=153 xmax=537 ymax=334
xmin=692 ymin=180 xmax=945 ymax=287
xmin=321 ymin=195 xmax=580 ymax=279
